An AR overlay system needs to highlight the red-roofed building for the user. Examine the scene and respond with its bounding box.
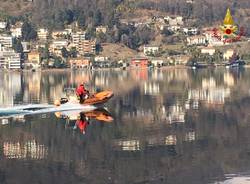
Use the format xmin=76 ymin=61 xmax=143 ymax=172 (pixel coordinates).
xmin=130 ymin=58 xmax=149 ymax=67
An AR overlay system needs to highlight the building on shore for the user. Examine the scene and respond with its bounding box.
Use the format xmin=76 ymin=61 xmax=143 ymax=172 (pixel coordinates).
xmin=69 ymin=58 xmax=91 ymax=68
xmin=201 ymin=47 xmax=216 ymax=56
xmin=151 ymin=59 xmax=164 ymax=67
xmin=0 ymin=22 xmax=7 ymax=30
xmin=0 ymin=48 xmax=21 ymax=69
xmin=223 ymin=49 xmax=234 ymax=60
xmin=130 ymin=57 xmax=149 ymax=67
xmin=26 ymin=51 xmax=41 ymax=68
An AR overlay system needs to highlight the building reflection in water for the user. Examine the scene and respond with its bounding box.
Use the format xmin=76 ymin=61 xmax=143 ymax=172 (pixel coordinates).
xmin=3 ymin=140 xmax=48 ymax=160
xmin=0 ymin=72 xmax=21 ymax=106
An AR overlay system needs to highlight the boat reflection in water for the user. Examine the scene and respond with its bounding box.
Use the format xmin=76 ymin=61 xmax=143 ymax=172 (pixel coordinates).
xmin=55 ymin=108 xmax=113 ymax=134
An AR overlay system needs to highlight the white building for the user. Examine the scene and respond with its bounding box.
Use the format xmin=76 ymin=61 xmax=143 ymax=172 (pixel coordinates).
xmin=10 ymin=27 xmax=22 ymax=38
xmin=0 ymin=49 xmax=21 ymax=69
xmin=165 ymin=16 xmax=184 ymax=26
xmin=52 ymin=30 xmax=69 ymax=39
xmin=96 ymin=26 xmax=107 ymax=34
xmin=187 ymin=35 xmax=207 ymax=45
xmin=204 ymin=30 xmax=224 ymax=46
xmin=50 ymin=39 xmax=69 ymax=55
xmin=201 ymin=47 xmax=216 ymax=55
xmin=144 ymin=45 xmax=159 ymax=55
xmin=183 ymin=27 xmax=198 ymax=35
xmin=0 ymin=34 xmax=13 ymax=48
xmin=95 ymin=56 xmax=109 ymax=62
xmin=37 ymin=28 xmax=49 ymax=41
xmin=21 ymin=41 xmax=30 ymax=53
xmin=0 ymin=22 xmax=7 ymax=29
xmin=223 ymin=49 xmax=234 ymax=60
xmin=72 ymin=31 xmax=85 ymax=48
xmin=151 ymin=59 xmax=164 ymax=67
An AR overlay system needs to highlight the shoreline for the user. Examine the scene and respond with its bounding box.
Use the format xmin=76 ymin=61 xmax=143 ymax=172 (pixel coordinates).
xmin=1 ymin=64 xmax=250 ymax=72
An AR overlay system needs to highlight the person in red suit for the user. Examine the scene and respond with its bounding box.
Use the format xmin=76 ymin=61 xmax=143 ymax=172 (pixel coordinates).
xmin=74 ymin=112 xmax=89 ymax=134
xmin=76 ymin=83 xmax=89 ymax=103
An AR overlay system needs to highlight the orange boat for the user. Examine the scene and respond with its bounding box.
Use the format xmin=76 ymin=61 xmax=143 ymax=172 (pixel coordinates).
xmin=83 ymin=90 xmax=114 ymax=105
xmin=58 ymin=90 xmax=114 ymax=106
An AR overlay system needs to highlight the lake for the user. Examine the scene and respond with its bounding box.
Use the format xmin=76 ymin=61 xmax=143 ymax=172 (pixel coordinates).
xmin=1 ymin=68 xmax=250 ymax=184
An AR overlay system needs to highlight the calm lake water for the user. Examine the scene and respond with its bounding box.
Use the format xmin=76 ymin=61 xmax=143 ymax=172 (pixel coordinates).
xmin=1 ymin=68 xmax=250 ymax=184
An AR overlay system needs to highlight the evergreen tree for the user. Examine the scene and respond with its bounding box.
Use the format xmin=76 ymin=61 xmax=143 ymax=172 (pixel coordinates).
xmin=12 ymin=38 xmax=23 ymax=53
xmin=22 ymin=21 xmax=37 ymax=41
xmin=61 ymin=47 xmax=69 ymax=58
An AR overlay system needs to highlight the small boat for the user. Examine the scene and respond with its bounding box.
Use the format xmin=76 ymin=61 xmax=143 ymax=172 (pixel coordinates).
xmin=83 ymin=90 xmax=114 ymax=105
xmin=58 ymin=90 xmax=114 ymax=106
xmin=187 ymin=61 xmax=208 ymax=69
xmin=225 ymin=59 xmax=245 ymax=68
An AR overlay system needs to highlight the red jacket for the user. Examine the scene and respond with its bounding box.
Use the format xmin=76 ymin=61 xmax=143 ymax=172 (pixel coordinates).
xmin=76 ymin=120 xmax=88 ymax=133
xmin=76 ymin=85 xmax=87 ymax=96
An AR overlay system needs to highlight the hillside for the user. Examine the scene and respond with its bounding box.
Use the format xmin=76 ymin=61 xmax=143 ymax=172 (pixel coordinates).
xmin=100 ymin=43 xmax=137 ymax=61
xmin=0 ymin=0 xmax=250 ymax=28
xmin=0 ymin=0 xmax=32 ymax=16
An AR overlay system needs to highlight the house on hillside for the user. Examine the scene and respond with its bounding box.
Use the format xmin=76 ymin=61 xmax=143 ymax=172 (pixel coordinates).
xmin=187 ymin=35 xmax=207 ymax=46
xmin=204 ymin=29 xmax=224 ymax=46
xmin=21 ymin=42 xmax=30 ymax=53
xmin=81 ymin=40 xmax=96 ymax=55
xmin=10 ymin=22 xmax=23 ymax=38
xmin=37 ymin=28 xmax=49 ymax=41
xmin=96 ymin=26 xmax=107 ymax=34
xmin=183 ymin=27 xmax=198 ymax=35
xmin=50 ymin=39 xmax=69 ymax=55
xmin=52 ymin=30 xmax=69 ymax=39
xmin=165 ymin=16 xmax=184 ymax=26
xmin=0 ymin=34 xmax=13 ymax=48
xmin=0 ymin=22 xmax=7 ymax=30
xmin=144 ymin=45 xmax=159 ymax=56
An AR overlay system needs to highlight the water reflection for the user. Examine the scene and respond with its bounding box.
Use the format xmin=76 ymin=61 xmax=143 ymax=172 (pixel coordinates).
xmin=0 ymin=68 xmax=250 ymax=183
xmin=3 ymin=140 xmax=48 ymax=160
xmin=55 ymin=108 xmax=113 ymax=135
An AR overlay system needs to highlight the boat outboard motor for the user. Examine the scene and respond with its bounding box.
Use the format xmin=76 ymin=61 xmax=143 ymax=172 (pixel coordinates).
xmin=60 ymin=98 xmax=69 ymax=104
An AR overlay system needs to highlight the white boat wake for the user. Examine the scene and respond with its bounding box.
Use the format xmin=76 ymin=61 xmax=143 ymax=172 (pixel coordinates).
xmin=0 ymin=103 xmax=97 ymax=119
